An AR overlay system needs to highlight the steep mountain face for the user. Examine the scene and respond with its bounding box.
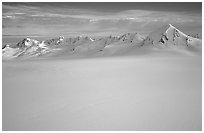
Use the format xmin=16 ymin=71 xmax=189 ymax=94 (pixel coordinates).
xmin=143 ymin=24 xmax=201 ymax=49
xmin=2 ymin=24 xmax=202 ymax=60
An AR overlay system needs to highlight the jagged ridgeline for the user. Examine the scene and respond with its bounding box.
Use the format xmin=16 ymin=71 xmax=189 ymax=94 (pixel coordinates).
xmin=2 ymin=24 xmax=202 ymax=60
xmin=2 ymin=33 xmax=145 ymax=59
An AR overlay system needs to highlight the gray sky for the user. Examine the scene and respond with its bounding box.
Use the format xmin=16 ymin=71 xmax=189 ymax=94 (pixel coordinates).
xmin=2 ymin=2 xmax=202 ymax=37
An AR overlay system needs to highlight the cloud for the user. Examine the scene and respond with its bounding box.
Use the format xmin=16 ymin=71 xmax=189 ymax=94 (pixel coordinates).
xmin=14 ymin=12 xmax=26 ymax=14
xmin=2 ymin=3 xmax=202 ymax=36
xmin=31 ymin=14 xmax=45 ymax=17
xmin=3 ymin=15 xmax=16 ymax=19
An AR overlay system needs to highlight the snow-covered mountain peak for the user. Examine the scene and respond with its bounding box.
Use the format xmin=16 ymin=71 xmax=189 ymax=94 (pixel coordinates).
xmin=143 ymin=24 xmax=199 ymax=47
xmin=15 ymin=38 xmax=40 ymax=48
xmin=168 ymin=23 xmax=174 ymax=28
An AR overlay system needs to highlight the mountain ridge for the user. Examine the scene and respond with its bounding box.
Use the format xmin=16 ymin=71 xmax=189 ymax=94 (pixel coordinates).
xmin=2 ymin=24 xmax=202 ymax=60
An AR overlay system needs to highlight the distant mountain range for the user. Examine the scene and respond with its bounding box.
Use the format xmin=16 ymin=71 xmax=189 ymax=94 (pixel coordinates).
xmin=2 ymin=24 xmax=202 ymax=60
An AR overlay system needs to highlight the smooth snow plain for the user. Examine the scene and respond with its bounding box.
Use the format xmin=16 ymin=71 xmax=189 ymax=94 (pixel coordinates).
xmin=2 ymin=52 xmax=202 ymax=131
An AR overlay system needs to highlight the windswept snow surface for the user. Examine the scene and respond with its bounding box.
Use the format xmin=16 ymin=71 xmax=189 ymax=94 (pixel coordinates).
xmin=2 ymin=54 xmax=201 ymax=131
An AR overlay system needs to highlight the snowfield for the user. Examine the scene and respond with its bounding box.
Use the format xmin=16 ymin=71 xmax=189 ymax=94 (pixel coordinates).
xmin=2 ymin=53 xmax=201 ymax=131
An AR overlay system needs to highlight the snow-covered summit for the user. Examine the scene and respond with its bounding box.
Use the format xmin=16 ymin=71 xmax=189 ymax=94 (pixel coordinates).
xmin=15 ymin=38 xmax=40 ymax=48
xmin=143 ymin=24 xmax=201 ymax=48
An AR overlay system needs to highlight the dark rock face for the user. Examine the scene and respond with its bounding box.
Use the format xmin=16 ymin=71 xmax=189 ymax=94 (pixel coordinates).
xmin=159 ymin=34 xmax=169 ymax=44
xmin=2 ymin=44 xmax=6 ymax=49
xmin=16 ymin=39 xmax=27 ymax=48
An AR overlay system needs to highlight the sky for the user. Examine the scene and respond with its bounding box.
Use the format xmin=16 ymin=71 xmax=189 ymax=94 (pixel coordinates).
xmin=2 ymin=2 xmax=202 ymax=37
